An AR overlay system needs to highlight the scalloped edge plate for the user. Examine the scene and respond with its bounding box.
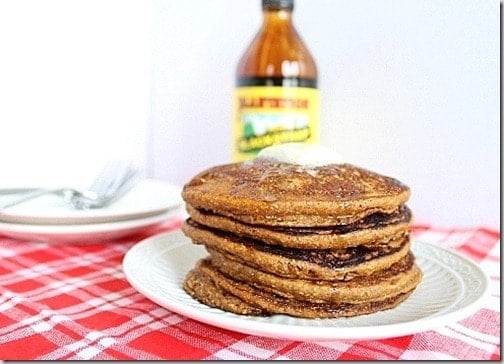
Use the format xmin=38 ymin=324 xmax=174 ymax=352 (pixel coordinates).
xmin=123 ymin=230 xmax=490 ymax=341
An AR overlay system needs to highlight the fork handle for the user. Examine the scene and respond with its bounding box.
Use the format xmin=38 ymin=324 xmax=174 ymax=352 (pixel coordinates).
xmin=0 ymin=189 xmax=53 ymax=209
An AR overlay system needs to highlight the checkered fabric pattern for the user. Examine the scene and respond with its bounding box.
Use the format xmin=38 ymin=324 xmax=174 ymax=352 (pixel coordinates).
xmin=0 ymin=219 xmax=500 ymax=360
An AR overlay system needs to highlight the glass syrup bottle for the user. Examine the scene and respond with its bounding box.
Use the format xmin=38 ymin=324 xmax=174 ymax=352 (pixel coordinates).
xmin=232 ymin=0 xmax=320 ymax=162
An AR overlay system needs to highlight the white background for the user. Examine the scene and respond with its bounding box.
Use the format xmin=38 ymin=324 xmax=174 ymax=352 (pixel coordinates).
xmin=0 ymin=0 xmax=500 ymax=228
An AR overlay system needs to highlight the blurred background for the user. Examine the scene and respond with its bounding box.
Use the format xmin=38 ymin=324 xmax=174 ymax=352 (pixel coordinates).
xmin=0 ymin=0 xmax=499 ymax=228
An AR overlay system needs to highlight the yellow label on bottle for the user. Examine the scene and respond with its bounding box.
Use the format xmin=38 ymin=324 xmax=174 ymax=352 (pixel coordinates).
xmin=232 ymin=86 xmax=320 ymax=162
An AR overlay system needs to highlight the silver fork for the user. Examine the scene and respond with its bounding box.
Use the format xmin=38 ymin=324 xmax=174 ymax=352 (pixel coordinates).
xmin=0 ymin=160 xmax=139 ymax=210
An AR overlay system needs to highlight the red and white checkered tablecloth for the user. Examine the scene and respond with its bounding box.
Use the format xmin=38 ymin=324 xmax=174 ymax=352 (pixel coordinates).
xmin=0 ymin=217 xmax=500 ymax=360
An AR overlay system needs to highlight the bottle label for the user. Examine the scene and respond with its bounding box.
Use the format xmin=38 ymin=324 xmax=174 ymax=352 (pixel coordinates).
xmin=232 ymin=86 xmax=320 ymax=162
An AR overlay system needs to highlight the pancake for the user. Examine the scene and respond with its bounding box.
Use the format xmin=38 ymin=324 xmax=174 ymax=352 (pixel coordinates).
xmin=181 ymin=158 xmax=410 ymax=227
xmin=180 ymin=144 xmax=421 ymax=319
xmin=182 ymin=219 xmax=411 ymax=281
xmin=183 ymin=265 xmax=267 ymax=316
xmin=187 ymin=258 xmax=417 ymax=318
xmin=208 ymin=249 xmax=423 ymax=304
xmin=185 ymin=204 xmax=412 ymax=249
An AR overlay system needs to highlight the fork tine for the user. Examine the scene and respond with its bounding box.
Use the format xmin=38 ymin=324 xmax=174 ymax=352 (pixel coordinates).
xmin=72 ymin=161 xmax=138 ymax=209
xmin=94 ymin=169 xmax=140 ymax=206
xmin=87 ymin=162 xmax=115 ymax=193
xmin=89 ymin=160 xmax=130 ymax=197
xmin=104 ymin=161 xmax=136 ymax=195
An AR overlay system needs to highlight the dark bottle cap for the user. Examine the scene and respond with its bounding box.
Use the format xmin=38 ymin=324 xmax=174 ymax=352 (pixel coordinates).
xmin=262 ymin=0 xmax=294 ymax=11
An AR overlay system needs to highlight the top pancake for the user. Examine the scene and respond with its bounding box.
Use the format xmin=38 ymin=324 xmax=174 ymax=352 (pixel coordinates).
xmin=182 ymin=157 xmax=410 ymax=227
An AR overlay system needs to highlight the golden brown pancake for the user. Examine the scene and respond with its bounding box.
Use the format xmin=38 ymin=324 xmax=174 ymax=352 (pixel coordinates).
xmin=185 ymin=204 xmax=412 ymax=249
xmin=180 ymin=147 xmax=421 ymax=319
xmin=208 ymin=249 xmax=423 ymax=304
xmin=182 ymin=219 xmax=411 ymax=281
xmin=186 ymin=258 xmax=418 ymax=318
xmin=181 ymin=158 xmax=410 ymax=227
xmin=183 ymin=266 xmax=267 ymax=316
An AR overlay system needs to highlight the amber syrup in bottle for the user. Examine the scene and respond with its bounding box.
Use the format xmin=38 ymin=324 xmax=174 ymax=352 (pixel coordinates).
xmin=232 ymin=0 xmax=319 ymax=161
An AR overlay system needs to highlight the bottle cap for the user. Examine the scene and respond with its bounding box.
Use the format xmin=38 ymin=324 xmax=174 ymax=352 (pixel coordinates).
xmin=262 ymin=0 xmax=294 ymax=11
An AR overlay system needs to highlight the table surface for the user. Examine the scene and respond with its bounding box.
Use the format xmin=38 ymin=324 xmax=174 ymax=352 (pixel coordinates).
xmin=0 ymin=214 xmax=500 ymax=360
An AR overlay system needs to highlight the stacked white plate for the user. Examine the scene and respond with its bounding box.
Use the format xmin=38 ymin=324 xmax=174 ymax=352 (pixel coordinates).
xmin=0 ymin=179 xmax=184 ymax=243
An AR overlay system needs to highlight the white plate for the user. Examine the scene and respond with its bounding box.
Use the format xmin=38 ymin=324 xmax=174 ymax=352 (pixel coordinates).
xmin=123 ymin=231 xmax=490 ymax=342
xmin=0 ymin=179 xmax=183 ymax=225
xmin=0 ymin=209 xmax=183 ymax=244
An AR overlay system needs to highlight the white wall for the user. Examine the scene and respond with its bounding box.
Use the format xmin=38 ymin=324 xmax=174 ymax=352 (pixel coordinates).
xmin=0 ymin=0 xmax=151 ymax=189
xmin=0 ymin=0 xmax=499 ymax=229
xmin=149 ymin=0 xmax=500 ymax=229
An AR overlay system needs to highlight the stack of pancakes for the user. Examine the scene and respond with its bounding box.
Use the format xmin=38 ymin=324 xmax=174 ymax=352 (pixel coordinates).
xmin=181 ymin=148 xmax=422 ymax=318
